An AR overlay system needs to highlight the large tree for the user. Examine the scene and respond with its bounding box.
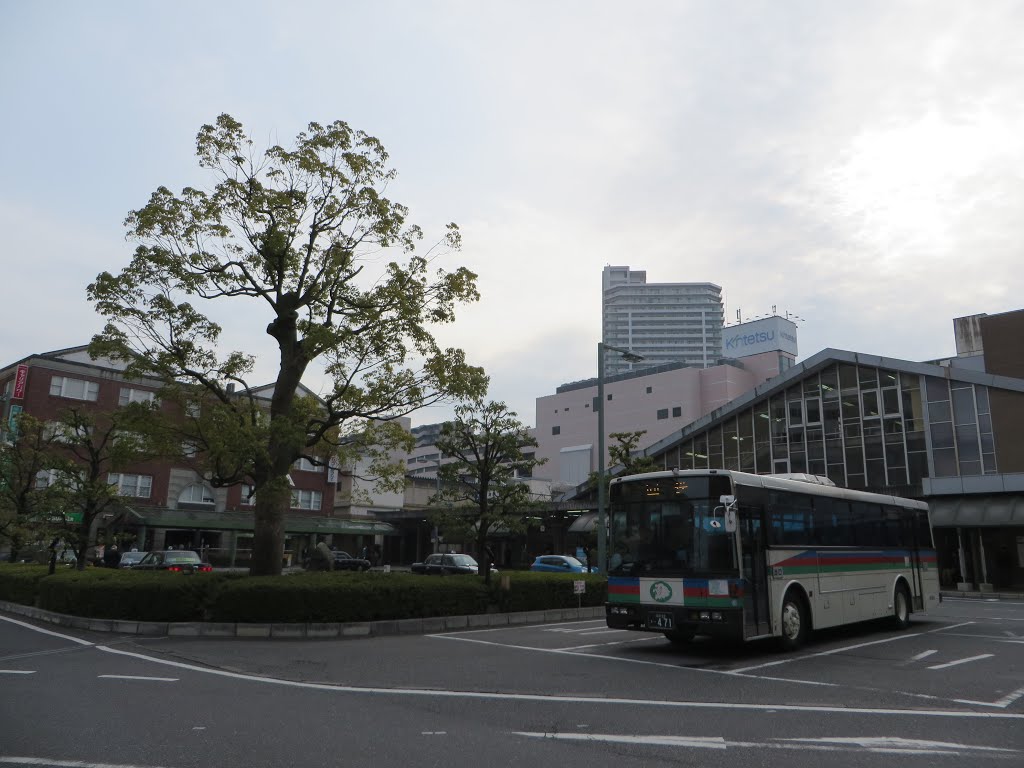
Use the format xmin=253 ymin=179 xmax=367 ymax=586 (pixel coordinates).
xmin=0 ymin=414 xmax=60 ymax=563
xmin=432 ymin=400 xmax=546 ymax=582
xmin=88 ymin=114 xmax=487 ymax=575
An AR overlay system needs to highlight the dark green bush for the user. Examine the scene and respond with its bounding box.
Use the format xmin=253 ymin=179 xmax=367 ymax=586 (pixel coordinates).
xmin=491 ymin=571 xmax=607 ymax=612
xmin=36 ymin=568 xmax=231 ymax=622
xmin=0 ymin=563 xmax=53 ymax=605
xmin=2 ymin=564 xmax=608 ymax=623
xmin=209 ymin=572 xmax=491 ymax=623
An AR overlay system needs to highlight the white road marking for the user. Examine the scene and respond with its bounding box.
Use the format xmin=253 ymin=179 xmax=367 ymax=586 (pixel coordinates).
xmin=514 ymin=732 xmax=1018 ymax=756
xmin=927 ymin=654 xmax=994 ymax=670
xmin=730 ymin=622 xmax=976 ymax=673
xmin=93 ymin=643 xmax=1024 ymax=719
xmin=438 ymin=619 xmax=605 ymax=636
xmin=98 ymin=674 xmax=178 ymax=682
xmin=421 ymin=731 xmax=447 ymax=735
xmin=0 ymin=670 xmax=35 ymax=675
xmin=576 ymin=629 xmax=633 ymax=636
xmin=559 ymin=637 xmax=665 ymax=651
xmin=956 ymin=686 xmax=1024 ymax=709
xmin=517 ymin=732 xmax=727 ymax=748
xmin=909 ymin=650 xmax=937 ymax=661
xmin=0 ymin=759 xmax=179 ymax=768
xmin=0 ymin=616 xmax=94 ymax=646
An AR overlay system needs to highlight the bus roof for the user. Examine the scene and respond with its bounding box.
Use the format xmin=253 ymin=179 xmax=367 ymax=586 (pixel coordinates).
xmin=609 ymin=468 xmax=928 ymax=511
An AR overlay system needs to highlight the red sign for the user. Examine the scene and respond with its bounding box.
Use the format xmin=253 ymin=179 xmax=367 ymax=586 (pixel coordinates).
xmin=12 ymin=364 xmax=28 ymax=399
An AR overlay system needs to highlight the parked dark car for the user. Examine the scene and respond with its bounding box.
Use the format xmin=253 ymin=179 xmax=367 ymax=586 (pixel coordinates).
xmin=132 ymin=550 xmax=212 ymax=573
xmin=117 ymin=551 xmax=148 ymax=569
xmin=530 ymin=555 xmax=591 ymax=573
xmin=331 ymin=551 xmax=371 ymax=571
xmin=410 ymin=553 xmax=494 ymax=576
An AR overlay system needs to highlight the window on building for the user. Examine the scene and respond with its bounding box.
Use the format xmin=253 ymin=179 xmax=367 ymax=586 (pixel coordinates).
xmin=240 ymin=484 xmax=256 ymax=505
xmin=672 ymin=406 xmax=682 ymax=418
xmin=118 ymin=388 xmax=156 ymax=407
xmin=646 ymin=386 xmax=653 ymax=394
xmin=290 ymin=489 xmax=322 ymax=510
xmin=552 ymin=426 xmax=561 ymax=435
xmin=656 ymin=408 xmax=668 ymax=420
xmin=43 ymin=421 xmax=92 ymax=443
xmin=49 ymin=376 xmax=99 ymax=401
xmin=178 ymin=483 xmax=214 ymax=505
xmin=108 ymin=473 xmax=153 ymax=498
xmin=293 ymin=457 xmax=324 ymax=472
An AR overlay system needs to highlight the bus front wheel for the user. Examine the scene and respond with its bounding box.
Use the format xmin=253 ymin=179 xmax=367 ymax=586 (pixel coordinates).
xmin=779 ymin=591 xmax=808 ymax=651
xmin=892 ymin=583 xmax=912 ymax=630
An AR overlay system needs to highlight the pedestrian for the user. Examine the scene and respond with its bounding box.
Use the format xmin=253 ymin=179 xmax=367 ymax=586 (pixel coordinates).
xmin=103 ymin=544 xmax=121 ymax=568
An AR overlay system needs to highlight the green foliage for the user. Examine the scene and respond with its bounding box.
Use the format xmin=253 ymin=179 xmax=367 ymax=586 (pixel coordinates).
xmin=432 ymin=400 xmax=547 ymax=552
xmin=35 ymin=568 xmax=233 ymax=621
xmin=0 ymin=563 xmax=52 ymax=604
xmin=208 ymin=572 xmax=490 ymax=623
xmin=490 ymin=572 xmax=607 ymax=613
xmin=0 ymin=565 xmax=608 ymax=623
xmin=607 ymin=430 xmax=658 ymax=476
xmin=87 ymin=113 xmax=488 ymax=576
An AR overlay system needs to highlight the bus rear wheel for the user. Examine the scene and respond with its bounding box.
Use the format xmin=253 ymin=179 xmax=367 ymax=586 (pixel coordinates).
xmin=892 ymin=583 xmax=911 ymax=630
xmin=664 ymin=629 xmax=695 ymax=645
xmin=779 ymin=591 xmax=808 ymax=651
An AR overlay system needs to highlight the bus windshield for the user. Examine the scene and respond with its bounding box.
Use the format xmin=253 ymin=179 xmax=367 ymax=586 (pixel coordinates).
xmin=608 ymin=475 xmax=736 ymax=577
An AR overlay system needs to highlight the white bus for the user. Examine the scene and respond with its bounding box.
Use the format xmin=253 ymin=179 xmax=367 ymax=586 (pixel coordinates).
xmin=605 ymin=469 xmax=938 ymax=649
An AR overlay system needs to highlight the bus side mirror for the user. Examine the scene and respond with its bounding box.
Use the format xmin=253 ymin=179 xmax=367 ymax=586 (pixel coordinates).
xmin=725 ymin=508 xmax=737 ymax=533
xmin=720 ymin=495 xmax=737 ymax=533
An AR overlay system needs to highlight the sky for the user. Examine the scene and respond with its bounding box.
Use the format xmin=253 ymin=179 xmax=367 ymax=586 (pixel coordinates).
xmin=3 ymin=1 xmax=1023 ymax=429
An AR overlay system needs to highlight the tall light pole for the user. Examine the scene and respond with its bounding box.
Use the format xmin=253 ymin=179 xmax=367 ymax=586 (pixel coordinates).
xmin=418 ymin=454 xmax=442 ymax=553
xmin=596 ymin=342 xmax=645 ymax=573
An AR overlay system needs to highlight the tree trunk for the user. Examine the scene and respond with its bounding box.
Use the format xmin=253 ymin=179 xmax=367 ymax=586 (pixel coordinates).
xmin=251 ymin=493 xmax=286 ymax=576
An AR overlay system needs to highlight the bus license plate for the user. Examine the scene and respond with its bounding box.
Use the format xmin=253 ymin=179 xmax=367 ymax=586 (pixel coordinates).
xmin=647 ymin=612 xmax=673 ymax=630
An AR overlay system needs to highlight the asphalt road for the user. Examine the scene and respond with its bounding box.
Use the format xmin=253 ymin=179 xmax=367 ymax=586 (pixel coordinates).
xmin=1 ymin=596 xmax=1022 ymax=767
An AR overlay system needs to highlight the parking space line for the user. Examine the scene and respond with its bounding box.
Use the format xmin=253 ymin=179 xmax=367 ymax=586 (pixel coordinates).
xmin=0 ymin=670 xmax=35 ymax=674
xmin=910 ymin=650 xmax=938 ymax=662
xmin=577 ymin=629 xmax=630 ymax=636
xmin=927 ymin=654 xmax=994 ymax=670
xmin=955 ymin=685 xmax=1024 ymax=709
xmin=98 ymin=674 xmax=179 ymax=681
xmin=730 ymin=622 xmax=976 ymax=674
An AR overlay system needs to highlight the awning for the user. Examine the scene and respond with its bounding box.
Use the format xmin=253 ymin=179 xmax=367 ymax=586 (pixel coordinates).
xmin=567 ymin=512 xmax=598 ymax=534
xmin=124 ymin=507 xmax=397 ymax=536
xmin=928 ymin=496 xmax=1024 ymax=528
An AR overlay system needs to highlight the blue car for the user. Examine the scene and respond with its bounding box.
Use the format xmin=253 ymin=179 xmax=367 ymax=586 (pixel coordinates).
xmin=530 ymin=555 xmax=590 ymax=573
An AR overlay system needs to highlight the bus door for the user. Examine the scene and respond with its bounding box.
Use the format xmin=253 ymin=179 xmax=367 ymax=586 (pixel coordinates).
xmin=738 ymin=500 xmax=771 ymax=637
xmin=907 ymin=509 xmax=925 ymax=608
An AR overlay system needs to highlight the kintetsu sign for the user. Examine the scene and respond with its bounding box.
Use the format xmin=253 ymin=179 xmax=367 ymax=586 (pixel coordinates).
xmin=12 ymin=364 xmax=28 ymax=399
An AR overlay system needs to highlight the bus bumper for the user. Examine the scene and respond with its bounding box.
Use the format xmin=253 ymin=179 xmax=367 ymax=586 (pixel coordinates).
xmin=606 ymin=603 xmax=743 ymax=639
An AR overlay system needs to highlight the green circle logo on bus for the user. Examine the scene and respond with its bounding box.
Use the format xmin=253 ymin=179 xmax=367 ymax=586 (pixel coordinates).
xmin=650 ymin=581 xmax=673 ymax=603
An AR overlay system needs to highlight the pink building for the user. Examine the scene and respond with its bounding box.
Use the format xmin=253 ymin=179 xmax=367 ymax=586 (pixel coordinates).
xmin=535 ymin=316 xmax=798 ymax=487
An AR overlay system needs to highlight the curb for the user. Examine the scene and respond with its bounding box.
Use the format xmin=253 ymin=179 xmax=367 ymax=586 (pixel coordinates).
xmin=0 ymin=600 xmax=604 ymax=639
xmin=940 ymin=590 xmax=1024 ymax=601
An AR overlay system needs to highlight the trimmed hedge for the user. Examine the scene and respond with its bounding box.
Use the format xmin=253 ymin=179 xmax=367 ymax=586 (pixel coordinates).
xmin=493 ymin=571 xmax=607 ymax=612
xmin=0 ymin=564 xmax=608 ymax=624
xmin=35 ymin=568 xmax=233 ymax=622
xmin=0 ymin=564 xmax=53 ymax=605
xmin=208 ymin=572 xmax=491 ymax=623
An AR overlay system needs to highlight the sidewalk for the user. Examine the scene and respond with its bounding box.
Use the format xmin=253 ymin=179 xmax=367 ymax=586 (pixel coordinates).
xmin=941 ymin=589 xmax=1024 ymax=601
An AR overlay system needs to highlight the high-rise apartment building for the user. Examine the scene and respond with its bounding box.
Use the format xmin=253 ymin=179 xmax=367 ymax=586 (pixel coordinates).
xmin=602 ymin=265 xmax=724 ymax=377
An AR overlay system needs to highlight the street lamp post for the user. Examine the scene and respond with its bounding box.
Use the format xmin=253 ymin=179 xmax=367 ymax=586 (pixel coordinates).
xmin=596 ymin=342 xmax=644 ymax=573
xmin=418 ymin=455 xmax=442 ymax=553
